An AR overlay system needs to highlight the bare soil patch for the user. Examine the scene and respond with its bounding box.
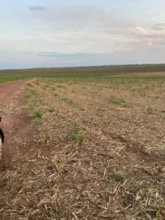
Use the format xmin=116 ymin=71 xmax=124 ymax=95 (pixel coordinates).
xmin=0 ymin=79 xmax=31 ymax=171
xmin=0 ymin=113 xmax=32 ymax=172
xmin=0 ymin=79 xmax=29 ymax=105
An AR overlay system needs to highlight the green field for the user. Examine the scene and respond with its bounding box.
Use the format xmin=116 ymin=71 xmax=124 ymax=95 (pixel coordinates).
xmin=0 ymin=76 xmax=27 ymax=83
xmin=0 ymin=64 xmax=165 ymax=82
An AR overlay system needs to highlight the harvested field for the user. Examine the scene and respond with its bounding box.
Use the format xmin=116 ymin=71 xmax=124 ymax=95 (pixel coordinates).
xmin=0 ymin=76 xmax=165 ymax=219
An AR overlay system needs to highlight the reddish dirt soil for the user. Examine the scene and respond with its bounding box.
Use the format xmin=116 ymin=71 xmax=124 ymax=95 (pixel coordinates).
xmin=0 ymin=79 xmax=30 ymax=171
xmin=0 ymin=79 xmax=29 ymax=105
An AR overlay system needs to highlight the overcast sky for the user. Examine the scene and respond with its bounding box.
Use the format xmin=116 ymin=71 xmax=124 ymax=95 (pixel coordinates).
xmin=0 ymin=0 xmax=165 ymax=69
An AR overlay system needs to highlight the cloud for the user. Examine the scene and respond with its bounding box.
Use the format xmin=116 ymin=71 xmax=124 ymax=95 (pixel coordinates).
xmin=132 ymin=25 xmax=165 ymax=48
xmin=36 ymin=52 xmax=58 ymax=57
xmin=152 ymin=23 xmax=165 ymax=31
xmin=137 ymin=27 xmax=148 ymax=35
xmin=132 ymin=32 xmax=164 ymax=40
xmin=28 ymin=5 xmax=133 ymax=31
xmin=11 ymin=5 xmax=133 ymax=55
xmin=29 ymin=5 xmax=47 ymax=12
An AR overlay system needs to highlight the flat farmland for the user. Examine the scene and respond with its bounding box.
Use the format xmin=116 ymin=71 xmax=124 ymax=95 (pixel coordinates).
xmin=0 ymin=64 xmax=165 ymax=79
xmin=0 ymin=75 xmax=165 ymax=219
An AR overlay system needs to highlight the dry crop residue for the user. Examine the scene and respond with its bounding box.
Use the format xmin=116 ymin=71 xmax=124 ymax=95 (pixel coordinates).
xmin=0 ymin=77 xmax=165 ymax=219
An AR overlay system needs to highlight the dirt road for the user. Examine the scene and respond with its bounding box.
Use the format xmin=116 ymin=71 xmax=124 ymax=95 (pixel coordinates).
xmin=0 ymin=79 xmax=30 ymax=171
xmin=0 ymin=79 xmax=29 ymax=105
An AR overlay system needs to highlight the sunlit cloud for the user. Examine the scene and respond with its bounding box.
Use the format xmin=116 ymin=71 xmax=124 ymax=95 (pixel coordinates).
xmin=137 ymin=27 xmax=148 ymax=35
xmin=134 ymin=24 xmax=165 ymax=47
xmin=148 ymin=41 xmax=152 ymax=46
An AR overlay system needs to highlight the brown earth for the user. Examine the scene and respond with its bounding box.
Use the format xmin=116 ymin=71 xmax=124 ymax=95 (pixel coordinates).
xmin=0 ymin=79 xmax=31 ymax=171
xmin=0 ymin=79 xmax=29 ymax=104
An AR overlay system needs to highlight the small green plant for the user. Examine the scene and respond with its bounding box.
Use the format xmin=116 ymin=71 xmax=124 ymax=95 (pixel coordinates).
xmin=62 ymin=97 xmax=74 ymax=105
xmin=49 ymin=107 xmax=55 ymax=113
xmin=33 ymin=111 xmax=43 ymax=119
xmin=114 ymin=171 xmax=125 ymax=182
xmin=34 ymin=80 xmax=40 ymax=85
xmin=24 ymin=94 xmax=31 ymax=99
xmin=122 ymin=102 xmax=131 ymax=107
xmin=69 ymin=132 xmax=85 ymax=143
xmin=140 ymin=91 xmax=146 ymax=97
xmin=26 ymin=83 xmax=33 ymax=87
xmin=147 ymin=107 xmax=153 ymax=114
xmin=79 ymin=105 xmax=85 ymax=111
xmin=45 ymin=133 xmax=50 ymax=140
xmin=104 ymin=117 xmax=113 ymax=125
xmin=110 ymin=96 xmax=124 ymax=105
xmin=30 ymin=89 xmax=36 ymax=94
xmin=28 ymin=88 xmax=38 ymax=97
xmin=57 ymin=84 xmax=65 ymax=89
xmin=67 ymin=123 xmax=85 ymax=143
xmin=109 ymin=96 xmax=130 ymax=107
xmin=29 ymin=104 xmax=34 ymax=111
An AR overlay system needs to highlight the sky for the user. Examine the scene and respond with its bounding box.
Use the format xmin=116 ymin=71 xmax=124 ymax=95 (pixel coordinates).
xmin=0 ymin=0 xmax=165 ymax=69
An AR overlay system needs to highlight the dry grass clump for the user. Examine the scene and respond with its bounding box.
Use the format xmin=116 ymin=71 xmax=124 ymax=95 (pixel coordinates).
xmin=0 ymin=77 xmax=165 ymax=219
